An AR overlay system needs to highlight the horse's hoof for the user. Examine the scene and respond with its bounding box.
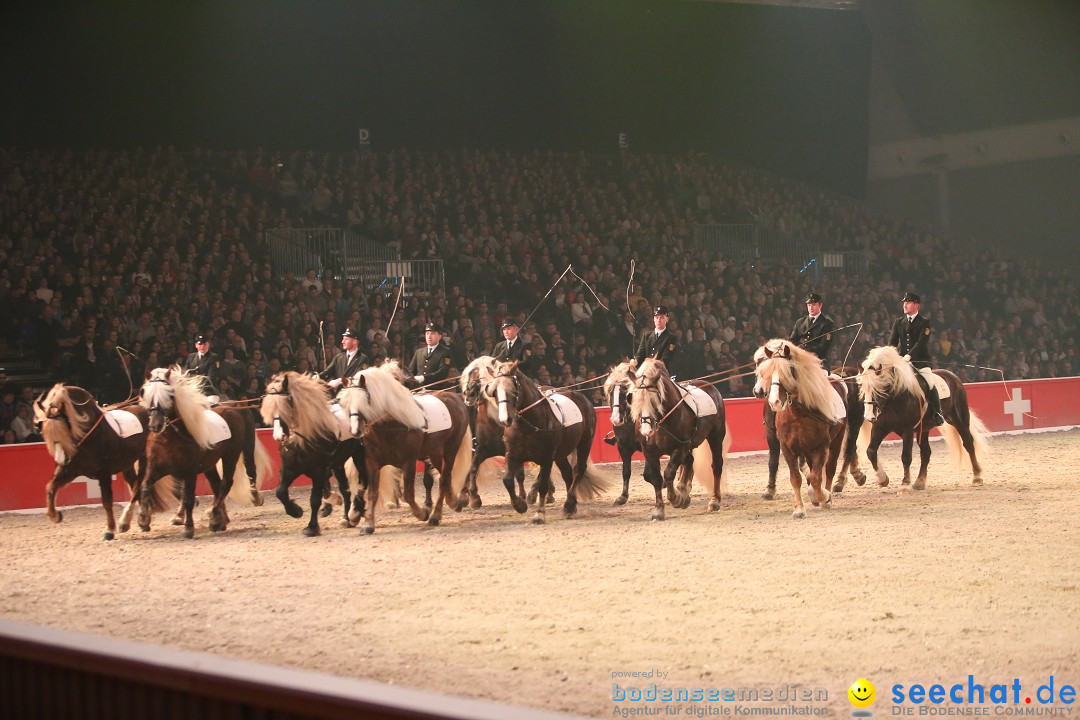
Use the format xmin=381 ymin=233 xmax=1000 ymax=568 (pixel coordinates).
xmin=650 ymin=509 xmax=665 ymax=521
xmin=545 ymin=494 xmax=555 ymax=505
xmin=877 ymin=477 xmax=889 ymax=487
xmin=707 ymin=499 xmax=721 ymax=513
xmin=360 ymin=524 xmax=374 ymax=535
xmin=792 ymin=509 xmax=806 ymax=520
xmin=679 ymin=495 xmax=692 ymax=510
xmin=118 ymin=524 xmax=130 ymax=534
xmin=55 ymin=510 xmax=64 ymax=523
xmin=613 ymin=495 xmax=628 ymax=506
xmin=182 ymin=528 xmax=195 ymax=539
xmin=913 ymin=481 xmax=926 ymax=491
xmin=761 ymin=491 xmax=775 ymax=501
xmin=972 ymin=477 xmax=984 ymax=486
xmin=511 ymin=496 xmax=528 ymax=514
xmin=171 ymin=516 xmax=184 ymax=526
xmin=526 ymin=489 xmax=538 ymax=505
xmin=285 ymin=504 xmax=304 ymax=519
xmin=302 ymin=525 xmax=320 ymax=537
xmin=469 ymin=496 xmax=482 ymax=510
xmin=427 ymin=514 xmax=441 ymax=527
xmin=319 ymin=503 xmax=333 ymax=518
xmin=853 ymin=471 xmax=867 ymax=486
xmin=138 ymin=522 xmax=151 ymax=533
xmin=252 ymin=492 xmax=264 ymax=506
xmin=103 ymin=531 xmax=114 ymax=541
xmin=810 ymin=499 xmax=820 ymax=507
xmin=898 ymin=486 xmax=910 ymax=495
xmin=531 ymin=513 xmax=546 ymax=525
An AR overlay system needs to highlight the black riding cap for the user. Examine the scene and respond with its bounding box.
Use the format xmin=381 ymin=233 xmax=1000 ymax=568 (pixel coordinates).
xmin=341 ymin=328 xmax=360 ymax=339
xmin=653 ymin=305 xmax=669 ymax=316
xmin=902 ymin=292 xmax=921 ymax=304
xmin=805 ymin=292 xmax=822 ymax=304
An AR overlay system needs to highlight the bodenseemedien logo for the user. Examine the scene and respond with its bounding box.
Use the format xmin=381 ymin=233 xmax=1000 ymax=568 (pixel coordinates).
xmin=849 ymin=678 xmax=876 ymax=717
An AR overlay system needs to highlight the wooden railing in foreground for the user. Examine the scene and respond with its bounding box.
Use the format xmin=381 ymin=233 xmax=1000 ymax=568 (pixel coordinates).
xmin=0 ymin=619 xmax=586 ymax=720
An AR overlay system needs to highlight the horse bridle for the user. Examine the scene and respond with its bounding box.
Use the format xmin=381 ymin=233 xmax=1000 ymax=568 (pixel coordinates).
xmin=635 ymin=372 xmax=697 ymax=444
xmin=492 ymin=369 xmax=549 ymax=432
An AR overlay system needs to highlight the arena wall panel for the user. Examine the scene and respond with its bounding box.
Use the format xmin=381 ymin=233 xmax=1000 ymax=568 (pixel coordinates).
xmin=1 ymin=377 xmax=1077 ymax=513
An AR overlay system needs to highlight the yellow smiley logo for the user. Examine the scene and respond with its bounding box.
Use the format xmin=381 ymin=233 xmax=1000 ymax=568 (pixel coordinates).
xmin=848 ymin=678 xmax=876 ymax=709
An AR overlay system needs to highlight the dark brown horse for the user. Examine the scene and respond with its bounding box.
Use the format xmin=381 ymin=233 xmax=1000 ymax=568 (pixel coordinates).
xmin=855 ymin=345 xmax=989 ymax=490
xmin=602 ymin=361 xmax=653 ymax=506
xmin=137 ymin=367 xmax=272 ymax=538
xmin=627 ymin=358 xmax=728 ymax=520
xmin=260 ymin=371 xmax=367 ymax=537
xmin=338 ymin=364 xmax=472 ymax=533
xmin=34 ymin=384 xmax=168 ymax=541
xmin=485 ymin=360 xmax=609 ymax=524
xmin=754 ymin=343 xmax=867 ymax=502
xmin=753 ymin=339 xmax=859 ymax=518
xmin=456 ymin=355 xmax=529 ymax=509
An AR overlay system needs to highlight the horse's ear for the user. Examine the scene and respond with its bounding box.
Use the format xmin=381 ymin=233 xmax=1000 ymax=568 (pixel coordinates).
xmin=144 ymin=370 xmax=152 ymax=381
xmin=780 ymin=343 xmax=791 ymax=359
xmin=626 ymin=369 xmax=636 ymax=383
xmin=763 ymin=346 xmax=774 ymax=359
xmin=356 ymin=375 xmax=366 ymax=389
xmin=165 ymin=368 xmax=172 ymax=381
xmin=341 ymin=375 xmax=350 ymax=388
xmin=509 ymin=360 xmax=520 ymax=371
xmin=281 ymin=374 xmax=290 ymax=392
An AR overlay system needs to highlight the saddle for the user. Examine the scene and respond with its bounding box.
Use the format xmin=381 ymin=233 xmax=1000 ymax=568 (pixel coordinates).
xmin=673 ymin=383 xmax=718 ymax=417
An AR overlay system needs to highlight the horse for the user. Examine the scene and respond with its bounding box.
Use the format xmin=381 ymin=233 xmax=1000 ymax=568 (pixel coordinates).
xmin=627 ymin=358 xmax=728 ymax=520
xmin=753 ymin=344 xmax=867 ymax=501
xmin=457 ymin=355 xmax=530 ymax=509
xmin=855 ymin=345 xmax=990 ymax=490
xmin=260 ymin=371 xmax=367 ymax=537
xmin=485 ymin=360 xmax=610 ymax=524
xmin=33 ymin=384 xmax=170 ymax=541
xmin=753 ymin=339 xmax=863 ymax=518
xmin=602 ymin=361 xmax=654 ymax=506
xmin=337 ymin=363 xmax=472 ymax=533
xmin=137 ymin=367 xmax=272 ymax=538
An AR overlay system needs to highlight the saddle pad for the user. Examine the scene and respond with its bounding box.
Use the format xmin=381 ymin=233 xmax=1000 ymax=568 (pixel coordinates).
xmin=104 ymin=409 xmax=143 ymax=438
xmin=414 ymin=394 xmax=452 ymax=434
xmin=827 ymin=382 xmax=848 ymax=421
xmin=917 ymin=368 xmax=951 ymax=400
xmin=330 ymin=403 xmax=352 ymax=441
xmin=674 ymin=384 xmax=718 ymax=417
xmin=545 ymin=392 xmax=583 ymax=427
xmin=203 ymin=409 xmax=232 ymax=445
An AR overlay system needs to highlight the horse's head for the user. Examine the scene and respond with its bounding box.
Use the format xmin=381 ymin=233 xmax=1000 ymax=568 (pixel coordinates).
xmin=460 ymin=356 xmax=497 ymax=409
xmin=140 ymin=367 xmax=176 ymax=433
xmin=489 ymin=360 xmax=524 ymax=426
xmin=753 ymin=340 xmax=795 ymax=407
xmin=603 ymin=361 xmax=635 ymax=426
xmin=38 ymin=384 xmax=90 ymax=465
xmin=261 ymin=372 xmax=295 ymax=441
xmin=858 ymin=346 xmax=916 ymax=423
xmin=629 ymin=358 xmax=669 ymax=438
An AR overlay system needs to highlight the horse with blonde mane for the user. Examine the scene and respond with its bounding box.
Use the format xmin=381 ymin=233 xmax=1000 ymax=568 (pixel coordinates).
xmin=138 ymin=366 xmax=272 ymax=538
xmin=34 ymin=384 xmax=169 ymax=541
xmin=855 ymin=345 xmax=989 ymax=490
xmin=753 ymin=339 xmax=862 ymax=518
xmin=260 ymin=371 xmax=367 ymax=536
xmin=627 ymin=358 xmax=728 ymax=520
xmin=602 ymin=361 xmax=651 ymax=506
xmin=338 ymin=363 xmax=472 ymax=533
xmin=457 ymin=355 xmax=528 ymax=509
xmin=485 ymin=360 xmax=609 ymax=524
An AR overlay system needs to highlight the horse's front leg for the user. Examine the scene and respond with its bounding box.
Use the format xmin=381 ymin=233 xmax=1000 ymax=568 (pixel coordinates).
xmin=644 ymin=449 xmax=666 ymax=521
xmin=457 ymin=448 xmax=486 ymax=511
xmin=45 ymin=465 xmax=73 ymax=524
xmin=763 ymin=416 xmax=781 ymax=500
xmin=912 ymin=429 xmax=932 ymax=491
xmin=304 ymin=469 xmax=328 ymax=537
xmin=180 ymin=475 xmax=198 ymax=539
xmin=138 ymin=461 xmax=166 ymax=532
xmin=275 ymin=456 xmax=305 ymax=519
xmin=806 ymin=448 xmax=830 ymax=509
xmin=118 ymin=464 xmax=140 ymax=534
xmin=663 ymin=449 xmax=687 ymax=508
xmin=422 ymin=461 xmax=435 ymax=512
xmin=502 ymin=452 xmax=528 ymax=514
xmin=613 ymin=438 xmax=634 ymax=506
xmin=97 ymin=467 xmax=118 ymax=541
xmin=401 ymin=459 xmax=428 ymax=522
xmin=531 ymin=461 xmax=554 ymax=524
xmin=360 ymin=457 xmax=381 ymax=535
xmin=783 ymin=446 xmax=807 ymax=519
xmin=331 ymin=460 xmax=354 ymax=528
xmin=428 ymin=456 xmax=452 ymax=527
xmin=866 ymin=424 xmax=890 ymax=487
xmin=204 ymin=463 xmax=229 ymax=533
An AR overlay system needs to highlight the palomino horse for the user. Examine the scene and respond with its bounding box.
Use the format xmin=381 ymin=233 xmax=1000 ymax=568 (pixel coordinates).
xmin=485 ymin=360 xmax=609 ymax=524
xmin=457 ymin=355 xmax=528 ymax=509
xmin=338 ymin=364 xmax=472 ymax=533
xmin=602 ymin=361 xmax=653 ymax=506
xmin=855 ymin=346 xmax=989 ymax=490
xmin=260 ymin=372 xmax=367 ymax=537
xmin=753 ymin=344 xmax=866 ymax=501
xmin=627 ymin=358 xmax=728 ymax=520
xmin=34 ymin=384 xmax=169 ymax=541
xmin=138 ymin=367 xmax=272 ymax=538
xmin=753 ymin=339 xmax=859 ymax=518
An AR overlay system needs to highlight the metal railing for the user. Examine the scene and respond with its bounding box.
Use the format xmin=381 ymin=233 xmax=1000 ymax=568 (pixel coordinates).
xmin=342 ymin=259 xmax=446 ymax=298
xmin=267 ymin=228 xmax=399 ymax=280
xmin=692 ymin=223 xmax=869 ymax=280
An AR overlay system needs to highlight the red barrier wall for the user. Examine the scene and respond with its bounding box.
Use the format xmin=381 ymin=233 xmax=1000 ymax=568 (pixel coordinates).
xmin=2 ymin=377 xmax=1077 ymax=512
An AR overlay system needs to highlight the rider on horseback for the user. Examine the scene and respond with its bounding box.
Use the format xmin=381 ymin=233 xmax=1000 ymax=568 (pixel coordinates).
xmin=789 ymin=292 xmax=834 ymax=371
xmin=889 ymin=292 xmax=944 ymax=427
xmin=184 ymin=333 xmax=221 ymax=403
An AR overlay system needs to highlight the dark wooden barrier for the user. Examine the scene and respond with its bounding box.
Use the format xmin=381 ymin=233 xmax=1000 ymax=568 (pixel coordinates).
xmin=0 ymin=619 xmax=585 ymax=720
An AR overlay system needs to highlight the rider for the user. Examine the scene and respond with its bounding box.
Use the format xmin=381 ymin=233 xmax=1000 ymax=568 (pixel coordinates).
xmin=789 ymin=292 xmax=834 ymax=371
xmin=185 ymin=333 xmax=221 ymax=402
xmin=492 ymin=318 xmax=536 ymax=377
xmin=889 ymin=291 xmax=944 ymax=427
xmin=634 ymin=306 xmax=678 ymax=369
xmin=319 ymin=328 xmax=369 ymax=389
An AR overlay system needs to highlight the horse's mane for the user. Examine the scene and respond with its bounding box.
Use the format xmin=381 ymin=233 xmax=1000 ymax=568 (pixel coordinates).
xmin=342 ymin=364 xmax=424 ymax=429
xmin=141 ymin=366 xmax=215 ymax=449
xmin=859 ymin=345 xmax=922 ymax=401
xmin=261 ymin=372 xmax=338 ymax=449
xmin=41 ymin=384 xmax=93 ymax=461
xmin=755 ymin=339 xmax=841 ymax=422
xmin=377 ymin=359 xmax=410 ymax=385
xmin=460 ymin=355 xmax=498 ymax=393
xmin=629 ymin=358 xmax=672 ymax=424
xmin=603 ymin=360 xmax=636 ymax=395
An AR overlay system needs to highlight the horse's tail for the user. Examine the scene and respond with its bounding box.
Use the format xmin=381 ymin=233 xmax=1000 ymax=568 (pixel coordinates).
xmin=225 ymin=458 xmax=253 ymax=506
xmin=376 ymin=466 xmax=404 ymax=510
xmin=449 ymin=425 xmax=472 ymax=502
xmin=940 ymin=406 xmax=992 ymax=471
xmin=139 ymin=469 xmax=177 ymax=515
xmin=568 ymin=452 xmax=613 ymax=502
xmin=252 ymin=439 xmax=273 ymax=498
xmin=345 ymin=458 xmax=362 ymax=496
xmin=721 ymin=421 xmax=732 ymax=496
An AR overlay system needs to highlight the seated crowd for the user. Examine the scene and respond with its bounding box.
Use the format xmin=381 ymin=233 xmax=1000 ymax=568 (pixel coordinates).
xmin=0 ymin=145 xmax=1076 ymax=441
